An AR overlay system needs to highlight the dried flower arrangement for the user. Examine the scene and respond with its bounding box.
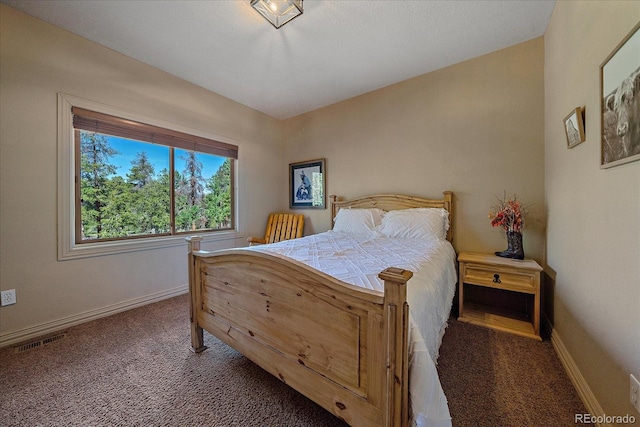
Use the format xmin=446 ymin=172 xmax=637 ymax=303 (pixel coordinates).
xmin=488 ymin=192 xmax=529 ymax=233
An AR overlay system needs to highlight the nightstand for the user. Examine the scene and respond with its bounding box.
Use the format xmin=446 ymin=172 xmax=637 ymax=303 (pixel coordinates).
xmin=457 ymin=252 xmax=542 ymax=341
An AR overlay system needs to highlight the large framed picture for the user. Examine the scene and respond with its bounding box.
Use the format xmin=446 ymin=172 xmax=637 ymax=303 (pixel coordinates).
xmin=564 ymin=107 xmax=585 ymax=149
xmin=289 ymin=158 xmax=326 ymax=209
xmin=600 ymin=22 xmax=640 ymax=168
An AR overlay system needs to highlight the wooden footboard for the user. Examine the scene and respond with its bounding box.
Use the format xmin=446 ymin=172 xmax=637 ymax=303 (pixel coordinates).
xmin=186 ymin=237 xmax=412 ymax=427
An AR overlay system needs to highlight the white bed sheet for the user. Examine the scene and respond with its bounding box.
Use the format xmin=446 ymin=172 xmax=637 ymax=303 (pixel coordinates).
xmin=248 ymin=230 xmax=457 ymax=427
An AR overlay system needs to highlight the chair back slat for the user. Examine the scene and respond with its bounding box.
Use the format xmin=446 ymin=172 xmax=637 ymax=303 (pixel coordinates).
xmin=269 ymin=214 xmax=284 ymax=243
xmin=264 ymin=215 xmax=276 ymax=243
xmin=267 ymin=214 xmax=277 ymax=244
xmin=283 ymin=214 xmax=294 ymax=240
xmin=295 ymin=215 xmax=304 ymax=238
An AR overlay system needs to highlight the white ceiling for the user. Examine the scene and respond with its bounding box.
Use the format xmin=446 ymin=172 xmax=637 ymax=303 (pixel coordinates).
xmin=2 ymin=0 xmax=556 ymax=120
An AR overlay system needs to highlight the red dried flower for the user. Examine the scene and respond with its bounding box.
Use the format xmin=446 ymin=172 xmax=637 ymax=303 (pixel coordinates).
xmin=488 ymin=192 xmax=530 ymax=232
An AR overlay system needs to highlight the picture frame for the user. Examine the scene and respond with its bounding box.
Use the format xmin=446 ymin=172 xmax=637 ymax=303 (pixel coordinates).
xmin=564 ymin=107 xmax=586 ymax=149
xmin=289 ymin=158 xmax=326 ymax=209
xmin=600 ymin=21 xmax=640 ymax=168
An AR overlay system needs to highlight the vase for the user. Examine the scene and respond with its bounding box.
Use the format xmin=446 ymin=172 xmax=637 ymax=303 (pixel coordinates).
xmin=495 ymin=230 xmax=524 ymax=260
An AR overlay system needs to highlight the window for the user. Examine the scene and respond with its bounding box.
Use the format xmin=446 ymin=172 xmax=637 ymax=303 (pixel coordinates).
xmin=58 ymin=94 xmax=239 ymax=259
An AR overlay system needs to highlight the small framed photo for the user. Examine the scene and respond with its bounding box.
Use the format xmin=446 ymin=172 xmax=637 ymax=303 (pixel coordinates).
xmin=289 ymin=158 xmax=326 ymax=209
xmin=600 ymin=22 xmax=640 ymax=168
xmin=564 ymin=107 xmax=585 ymax=149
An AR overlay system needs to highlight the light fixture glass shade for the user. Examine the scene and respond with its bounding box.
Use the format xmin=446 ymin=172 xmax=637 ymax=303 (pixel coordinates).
xmin=250 ymin=0 xmax=303 ymax=29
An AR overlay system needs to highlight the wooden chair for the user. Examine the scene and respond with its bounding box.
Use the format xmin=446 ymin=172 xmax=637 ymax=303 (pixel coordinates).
xmin=247 ymin=213 xmax=304 ymax=245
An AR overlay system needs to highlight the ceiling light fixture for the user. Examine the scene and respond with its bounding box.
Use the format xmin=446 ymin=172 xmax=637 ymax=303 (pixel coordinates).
xmin=250 ymin=0 xmax=303 ymax=29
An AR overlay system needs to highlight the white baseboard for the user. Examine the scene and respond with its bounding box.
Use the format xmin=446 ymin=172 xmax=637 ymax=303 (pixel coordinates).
xmin=0 ymin=285 xmax=188 ymax=348
xmin=543 ymin=316 xmax=611 ymax=427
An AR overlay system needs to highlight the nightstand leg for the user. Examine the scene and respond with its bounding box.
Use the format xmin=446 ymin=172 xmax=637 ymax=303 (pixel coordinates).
xmin=458 ymin=264 xmax=465 ymax=319
xmin=533 ymin=283 xmax=540 ymax=337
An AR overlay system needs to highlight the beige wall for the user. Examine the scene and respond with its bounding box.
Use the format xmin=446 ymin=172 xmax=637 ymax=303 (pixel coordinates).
xmin=282 ymin=37 xmax=546 ymax=262
xmin=0 ymin=6 xmax=282 ymax=341
xmin=545 ymin=0 xmax=640 ymax=418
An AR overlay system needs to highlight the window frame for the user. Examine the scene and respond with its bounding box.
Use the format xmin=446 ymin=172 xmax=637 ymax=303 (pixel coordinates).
xmin=58 ymin=93 xmax=240 ymax=260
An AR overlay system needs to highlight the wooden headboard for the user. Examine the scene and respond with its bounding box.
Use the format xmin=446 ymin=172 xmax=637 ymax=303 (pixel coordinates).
xmin=329 ymin=191 xmax=454 ymax=243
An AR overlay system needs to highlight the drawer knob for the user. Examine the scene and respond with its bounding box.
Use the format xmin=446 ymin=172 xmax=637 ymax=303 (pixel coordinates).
xmin=493 ymin=273 xmax=501 ymax=283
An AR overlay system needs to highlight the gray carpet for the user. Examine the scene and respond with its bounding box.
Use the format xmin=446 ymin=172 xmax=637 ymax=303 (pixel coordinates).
xmin=436 ymin=318 xmax=591 ymax=427
xmin=0 ymin=294 xmax=589 ymax=426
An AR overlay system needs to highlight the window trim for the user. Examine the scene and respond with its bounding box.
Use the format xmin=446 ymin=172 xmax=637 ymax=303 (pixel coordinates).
xmin=58 ymin=93 xmax=241 ymax=260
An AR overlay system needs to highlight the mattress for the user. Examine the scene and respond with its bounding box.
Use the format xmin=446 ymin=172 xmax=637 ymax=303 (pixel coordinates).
xmin=249 ymin=230 xmax=457 ymax=427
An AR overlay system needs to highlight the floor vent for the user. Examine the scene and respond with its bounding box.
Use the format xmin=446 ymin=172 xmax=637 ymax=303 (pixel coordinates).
xmin=14 ymin=333 xmax=67 ymax=353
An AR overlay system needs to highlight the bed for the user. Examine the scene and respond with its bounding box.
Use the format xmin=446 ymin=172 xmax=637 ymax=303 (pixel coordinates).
xmin=186 ymin=192 xmax=456 ymax=427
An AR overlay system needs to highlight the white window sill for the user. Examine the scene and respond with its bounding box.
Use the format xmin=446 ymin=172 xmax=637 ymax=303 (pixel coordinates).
xmin=59 ymin=230 xmax=243 ymax=260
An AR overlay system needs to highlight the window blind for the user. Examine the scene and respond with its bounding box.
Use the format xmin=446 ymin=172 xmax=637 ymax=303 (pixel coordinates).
xmin=72 ymin=107 xmax=238 ymax=159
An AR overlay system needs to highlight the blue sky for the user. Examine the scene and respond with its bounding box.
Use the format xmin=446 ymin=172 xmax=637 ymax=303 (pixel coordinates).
xmin=107 ymin=136 xmax=225 ymax=180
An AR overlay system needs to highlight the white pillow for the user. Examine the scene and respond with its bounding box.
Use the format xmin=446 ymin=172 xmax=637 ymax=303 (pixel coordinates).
xmin=333 ymin=208 xmax=386 ymax=236
xmin=377 ymin=208 xmax=449 ymax=241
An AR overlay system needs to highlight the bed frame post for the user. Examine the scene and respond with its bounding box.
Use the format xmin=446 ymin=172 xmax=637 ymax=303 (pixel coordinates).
xmin=329 ymin=195 xmax=338 ymax=228
xmin=186 ymin=236 xmax=207 ymax=353
xmin=379 ymin=267 xmax=413 ymax=427
xmin=443 ymin=191 xmax=453 ymax=243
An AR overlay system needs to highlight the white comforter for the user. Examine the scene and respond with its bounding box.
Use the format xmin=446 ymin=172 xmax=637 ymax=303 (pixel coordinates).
xmin=248 ymin=230 xmax=457 ymax=427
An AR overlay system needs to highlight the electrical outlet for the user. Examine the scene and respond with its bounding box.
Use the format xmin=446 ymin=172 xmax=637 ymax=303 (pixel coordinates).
xmin=1 ymin=289 xmax=17 ymax=306
xmin=632 ymin=374 xmax=640 ymax=413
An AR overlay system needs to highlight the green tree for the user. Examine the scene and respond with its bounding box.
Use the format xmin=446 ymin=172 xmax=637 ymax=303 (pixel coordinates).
xmin=80 ymin=131 xmax=119 ymax=239
xmin=138 ymin=168 xmax=171 ymax=234
xmin=123 ymin=151 xmax=171 ymax=235
xmin=100 ymin=175 xmax=139 ymax=238
xmin=175 ymin=151 xmax=205 ymax=231
xmin=205 ymin=159 xmax=231 ymax=229
xmin=127 ymin=151 xmax=155 ymax=189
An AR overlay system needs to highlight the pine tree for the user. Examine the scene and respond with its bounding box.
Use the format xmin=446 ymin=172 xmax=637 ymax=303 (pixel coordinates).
xmin=176 ymin=151 xmax=205 ymax=231
xmin=127 ymin=151 xmax=155 ymax=189
xmin=205 ymin=159 xmax=231 ymax=229
xmin=79 ymin=131 xmax=119 ymax=239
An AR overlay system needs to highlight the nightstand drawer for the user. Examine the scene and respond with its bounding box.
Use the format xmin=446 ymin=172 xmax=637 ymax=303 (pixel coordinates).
xmin=464 ymin=264 xmax=536 ymax=294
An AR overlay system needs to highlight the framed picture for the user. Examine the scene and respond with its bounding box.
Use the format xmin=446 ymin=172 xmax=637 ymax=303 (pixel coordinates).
xmin=600 ymin=22 xmax=640 ymax=168
xmin=289 ymin=158 xmax=326 ymax=209
xmin=564 ymin=107 xmax=585 ymax=148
